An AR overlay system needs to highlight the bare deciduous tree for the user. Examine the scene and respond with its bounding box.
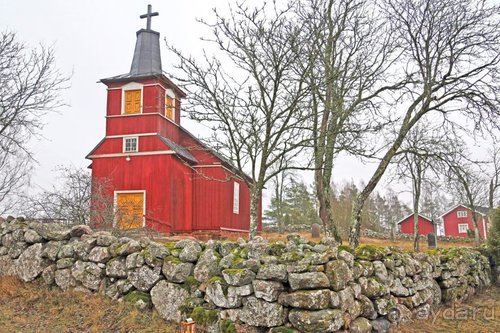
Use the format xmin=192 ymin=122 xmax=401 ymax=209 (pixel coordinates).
xmin=348 ymin=0 xmax=500 ymax=248
xmin=297 ymin=0 xmax=402 ymax=241
xmin=169 ymin=2 xmax=310 ymax=238
xmin=0 ymin=31 xmax=68 ymax=212
xmin=487 ymin=145 xmax=500 ymax=210
xmin=22 ymin=167 xmax=91 ymax=225
xmin=392 ymin=125 xmax=461 ymax=250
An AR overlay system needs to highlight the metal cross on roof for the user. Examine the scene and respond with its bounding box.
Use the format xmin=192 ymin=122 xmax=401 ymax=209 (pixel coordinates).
xmin=140 ymin=4 xmax=159 ymax=30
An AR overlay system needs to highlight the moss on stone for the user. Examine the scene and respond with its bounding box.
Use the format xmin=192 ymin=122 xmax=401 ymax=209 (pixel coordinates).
xmin=164 ymin=255 xmax=181 ymax=264
xmin=191 ymin=306 xmax=219 ymax=327
xmin=269 ymin=241 xmax=286 ymax=256
xmin=337 ymin=245 xmax=354 ymax=253
xmin=208 ymin=276 xmax=223 ymax=284
xmin=163 ymin=242 xmax=176 ymax=251
xmin=222 ymin=268 xmax=246 ymax=276
xmin=123 ymin=291 xmax=151 ymax=304
xmin=219 ymin=319 xmax=236 ymax=333
xmin=230 ymin=247 xmax=248 ymax=259
xmin=354 ymin=244 xmax=384 ymax=260
xmin=231 ymin=256 xmax=245 ymax=267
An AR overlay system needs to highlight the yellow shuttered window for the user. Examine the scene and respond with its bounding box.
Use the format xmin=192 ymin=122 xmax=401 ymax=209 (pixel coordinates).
xmin=124 ymin=89 xmax=141 ymax=114
xmin=166 ymin=95 xmax=174 ymax=120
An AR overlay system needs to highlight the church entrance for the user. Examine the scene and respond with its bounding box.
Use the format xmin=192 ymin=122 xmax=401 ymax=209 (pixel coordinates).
xmin=115 ymin=191 xmax=145 ymax=229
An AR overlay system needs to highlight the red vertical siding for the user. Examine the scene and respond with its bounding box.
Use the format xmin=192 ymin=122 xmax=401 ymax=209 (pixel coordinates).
xmin=90 ymin=76 xmax=261 ymax=235
xmin=399 ymin=215 xmax=435 ymax=235
xmin=442 ymin=205 xmax=488 ymax=239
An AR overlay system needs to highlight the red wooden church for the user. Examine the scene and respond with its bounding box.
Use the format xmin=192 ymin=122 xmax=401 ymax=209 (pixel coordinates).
xmin=87 ymin=6 xmax=260 ymax=234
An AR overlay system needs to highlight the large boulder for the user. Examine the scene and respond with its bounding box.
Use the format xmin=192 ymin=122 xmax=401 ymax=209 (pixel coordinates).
xmin=359 ymin=277 xmax=388 ymax=298
xmin=24 ymin=230 xmax=43 ymax=243
xmin=238 ymin=296 xmax=285 ymax=327
xmin=55 ymin=268 xmax=76 ymax=290
xmin=325 ymin=260 xmax=353 ymax=291
xmin=350 ymin=317 xmax=372 ymax=333
xmin=256 ymin=264 xmax=287 ymax=282
xmin=0 ymin=255 xmax=16 ymax=276
xmin=205 ymin=279 xmax=242 ymax=308
xmin=151 ymin=280 xmax=190 ymax=322
xmin=193 ymin=249 xmax=220 ymax=282
xmin=289 ymin=309 xmax=344 ymax=333
xmin=288 ymin=272 xmax=330 ymax=290
xmin=106 ymin=257 xmax=127 ymax=278
xmin=88 ymin=246 xmax=111 ymax=263
xmin=129 ymin=265 xmax=162 ymax=291
xmin=71 ymin=260 xmax=103 ymax=291
xmin=222 ymin=268 xmax=256 ymax=286
xmin=284 ymin=289 xmax=331 ymax=310
xmin=162 ymin=257 xmax=193 ymax=283
xmin=252 ymin=279 xmax=284 ymax=302
xmin=15 ymin=243 xmax=48 ymax=282
xmin=178 ymin=241 xmax=202 ymax=263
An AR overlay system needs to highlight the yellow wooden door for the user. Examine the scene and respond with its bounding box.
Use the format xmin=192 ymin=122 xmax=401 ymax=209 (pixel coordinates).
xmin=116 ymin=192 xmax=144 ymax=229
xmin=124 ymin=90 xmax=141 ymax=114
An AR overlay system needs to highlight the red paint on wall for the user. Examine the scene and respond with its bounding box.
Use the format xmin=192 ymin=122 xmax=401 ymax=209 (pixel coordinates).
xmin=442 ymin=205 xmax=489 ymax=239
xmin=88 ymin=74 xmax=262 ymax=235
xmin=398 ymin=214 xmax=435 ymax=236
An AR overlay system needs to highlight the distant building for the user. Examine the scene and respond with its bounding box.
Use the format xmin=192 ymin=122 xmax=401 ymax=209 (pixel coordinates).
xmin=397 ymin=213 xmax=436 ymax=236
xmin=87 ymin=6 xmax=261 ymax=234
xmin=440 ymin=204 xmax=489 ymax=239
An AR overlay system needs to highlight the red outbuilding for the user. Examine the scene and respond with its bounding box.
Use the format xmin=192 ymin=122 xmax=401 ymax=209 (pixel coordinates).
xmin=87 ymin=6 xmax=261 ymax=235
xmin=397 ymin=213 xmax=436 ymax=236
xmin=440 ymin=204 xmax=489 ymax=239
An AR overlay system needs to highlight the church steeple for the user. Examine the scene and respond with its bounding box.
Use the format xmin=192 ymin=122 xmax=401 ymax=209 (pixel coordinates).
xmin=130 ymin=4 xmax=162 ymax=76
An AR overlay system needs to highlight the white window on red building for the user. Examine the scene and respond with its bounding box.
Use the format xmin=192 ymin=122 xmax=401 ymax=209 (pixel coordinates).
xmin=123 ymin=136 xmax=138 ymax=153
xmin=457 ymin=210 xmax=467 ymax=218
xmin=458 ymin=223 xmax=468 ymax=233
xmin=233 ymin=182 xmax=240 ymax=214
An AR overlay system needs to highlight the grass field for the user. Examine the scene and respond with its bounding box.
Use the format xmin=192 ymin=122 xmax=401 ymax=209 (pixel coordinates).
xmin=0 ymin=276 xmax=175 ymax=333
xmin=1 ymin=274 xmax=497 ymax=332
xmin=399 ymin=285 xmax=500 ymax=332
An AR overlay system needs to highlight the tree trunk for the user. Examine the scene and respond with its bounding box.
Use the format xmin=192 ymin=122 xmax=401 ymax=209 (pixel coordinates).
xmin=413 ymin=178 xmax=421 ymax=252
xmin=249 ymin=188 xmax=261 ymax=240
xmin=315 ymin=168 xmax=341 ymax=242
xmin=348 ymin=197 xmax=363 ymax=248
xmin=471 ymin=211 xmax=481 ymax=246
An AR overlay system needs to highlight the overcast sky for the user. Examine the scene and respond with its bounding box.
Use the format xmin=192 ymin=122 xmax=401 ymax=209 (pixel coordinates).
xmin=0 ymin=0 xmax=380 ymax=207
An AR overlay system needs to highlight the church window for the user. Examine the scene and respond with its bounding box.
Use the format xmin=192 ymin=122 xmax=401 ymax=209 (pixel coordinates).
xmin=124 ymin=89 xmax=141 ymax=114
xmin=123 ymin=136 xmax=138 ymax=153
xmin=233 ymin=182 xmax=240 ymax=214
xmin=165 ymin=93 xmax=175 ymax=120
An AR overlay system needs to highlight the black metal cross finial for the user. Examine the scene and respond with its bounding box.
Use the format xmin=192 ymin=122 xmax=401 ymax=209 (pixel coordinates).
xmin=140 ymin=4 xmax=159 ymax=30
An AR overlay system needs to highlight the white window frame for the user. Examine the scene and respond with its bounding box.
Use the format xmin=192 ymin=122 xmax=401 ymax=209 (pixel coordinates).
xmin=233 ymin=182 xmax=240 ymax=214
xmin=458 ymin=223 xmax=469 ymax=233
xmin=123 ymin=136 xmax=138 ymax=153
xmin=121 ymin=82 xmax=144 ymax=115
xmin=165 ymin=89 xmax=176 ymax=121
xmin=113 ymin=190 xmax=146 ymax=228
xmin=457 ymin=210 xmax=467 ymax=218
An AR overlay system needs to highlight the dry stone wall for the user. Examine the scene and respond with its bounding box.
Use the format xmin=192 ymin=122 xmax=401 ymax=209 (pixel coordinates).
xmin=0 ymin=219 xmax=492 ymax=333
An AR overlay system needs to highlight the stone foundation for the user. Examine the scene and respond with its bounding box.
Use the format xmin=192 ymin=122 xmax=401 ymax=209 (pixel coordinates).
xmin=0 ymin=219 xmax=492 ymax=333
